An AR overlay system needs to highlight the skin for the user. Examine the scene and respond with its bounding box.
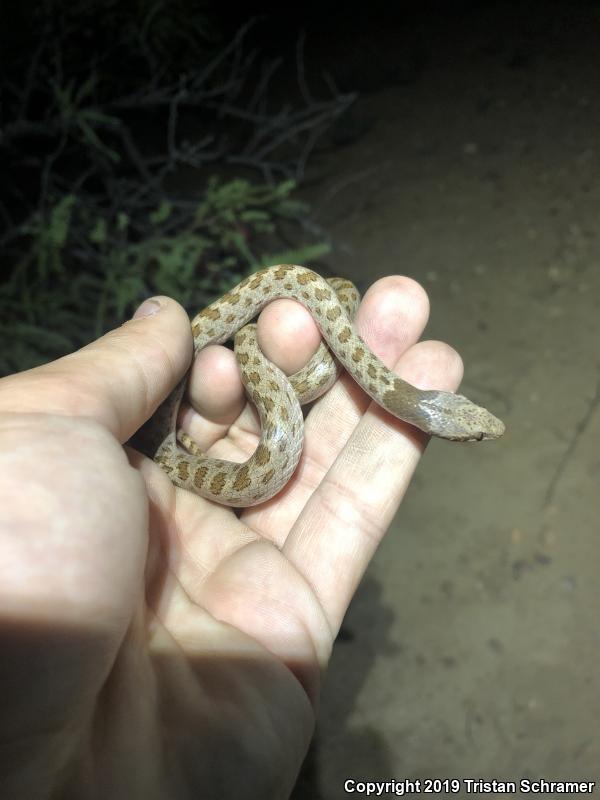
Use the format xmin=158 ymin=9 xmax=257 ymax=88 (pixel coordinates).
xmin=0 ymin=276 xmax=463 ymax=799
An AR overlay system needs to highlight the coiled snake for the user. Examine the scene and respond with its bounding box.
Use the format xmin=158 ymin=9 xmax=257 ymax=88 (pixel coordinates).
xmin=132 ymin=265 xmax=504 ymax=506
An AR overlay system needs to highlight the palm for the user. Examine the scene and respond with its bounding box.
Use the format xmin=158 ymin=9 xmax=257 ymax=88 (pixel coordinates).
xmin=135 ymin=419 xmax=336 ymax=797
xmin=133 ymin=355 xmax=393 ymax=794
xmin=139 ymin=495 xmax=318 ymax=798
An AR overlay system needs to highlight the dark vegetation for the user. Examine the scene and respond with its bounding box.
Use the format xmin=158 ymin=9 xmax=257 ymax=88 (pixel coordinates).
xmin=0 ymin=1 xmax=355 ymax=375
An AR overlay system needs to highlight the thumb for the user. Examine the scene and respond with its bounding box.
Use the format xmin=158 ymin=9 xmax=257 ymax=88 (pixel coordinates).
xmin=0 ymin=296 xmax=192 ymax=444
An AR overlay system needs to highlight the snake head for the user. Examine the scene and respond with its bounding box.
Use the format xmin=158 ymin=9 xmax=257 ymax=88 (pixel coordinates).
xmin=416 ymin=390 xmax=506 ymax=441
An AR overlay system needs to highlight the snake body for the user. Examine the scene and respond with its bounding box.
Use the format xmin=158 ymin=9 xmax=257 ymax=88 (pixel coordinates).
xmin=136 ymin=265 xmax=504 ymax=506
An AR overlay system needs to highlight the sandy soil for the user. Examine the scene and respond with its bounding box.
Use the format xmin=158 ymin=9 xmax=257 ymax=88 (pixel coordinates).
xmin=286 ymin=3 xmax=600 ymax=796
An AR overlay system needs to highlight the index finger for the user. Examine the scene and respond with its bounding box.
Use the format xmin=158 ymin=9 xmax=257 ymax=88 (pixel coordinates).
xmin=0 ymin=297 xmax=192 ymax=444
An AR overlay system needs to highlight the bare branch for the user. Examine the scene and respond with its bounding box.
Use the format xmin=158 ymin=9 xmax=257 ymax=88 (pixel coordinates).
xmin=296 ymin=29 xmax=314 ymax=106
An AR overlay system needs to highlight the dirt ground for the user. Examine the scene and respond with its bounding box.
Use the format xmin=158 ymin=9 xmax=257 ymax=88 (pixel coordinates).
xmin=286 ymin=3 xmax=600 ymax=797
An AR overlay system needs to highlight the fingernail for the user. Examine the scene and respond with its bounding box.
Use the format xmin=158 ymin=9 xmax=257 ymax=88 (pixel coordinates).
xmin=132 ymin=298 xmax=163 ymax=319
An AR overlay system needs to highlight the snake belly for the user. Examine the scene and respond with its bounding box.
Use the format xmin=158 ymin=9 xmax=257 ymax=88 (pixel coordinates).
xmin=137 ymin=265 xmax=504 ymax=506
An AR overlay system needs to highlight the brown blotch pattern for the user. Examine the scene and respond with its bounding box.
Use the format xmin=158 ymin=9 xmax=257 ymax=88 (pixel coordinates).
xmin=327 ymin=306 xmax=342 ymax=321
xmin=382 ymin=379 xmax=406 ymax=405
xmin=274 ymin=265 xmax=294 ymax=280
xmin=180 ymin=432 xmax=202 ymax=456
xmin=233 ymin=465 xmax=252 ymax=491
xmin=352 ymin=347 xmax=365 ymax=362
xmin=177 ymin=461 xmax=190 ymax=481
xmin=198 ymin=306 xmax=221 ymax=320
xmin=255 ymin=443 xmax=271 ymax=466
xmin=209 ymin=472 xmax=227 ymax=495
xmin=155 ymin=453 xmax=171 ymax=471
xmin=294 ymin=379 xmax=310 ymax=395
xmin=193 ymin=465 xmax=209 ymax=488
xmin=338 ymin=326 xmax=352 ymax=343
xmin=261 ymin=468 xmax=275 ymax=485
xmin=297 ymin=271 xmax=318 ymax=285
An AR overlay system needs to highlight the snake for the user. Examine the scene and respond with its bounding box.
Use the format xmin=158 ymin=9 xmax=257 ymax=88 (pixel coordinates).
xmin=131 ymin=265 xmax=505 ymax=507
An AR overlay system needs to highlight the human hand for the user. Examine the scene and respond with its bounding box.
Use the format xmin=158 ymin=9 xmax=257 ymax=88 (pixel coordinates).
xmin=0 ymin=275 xmax=463 ymax=799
